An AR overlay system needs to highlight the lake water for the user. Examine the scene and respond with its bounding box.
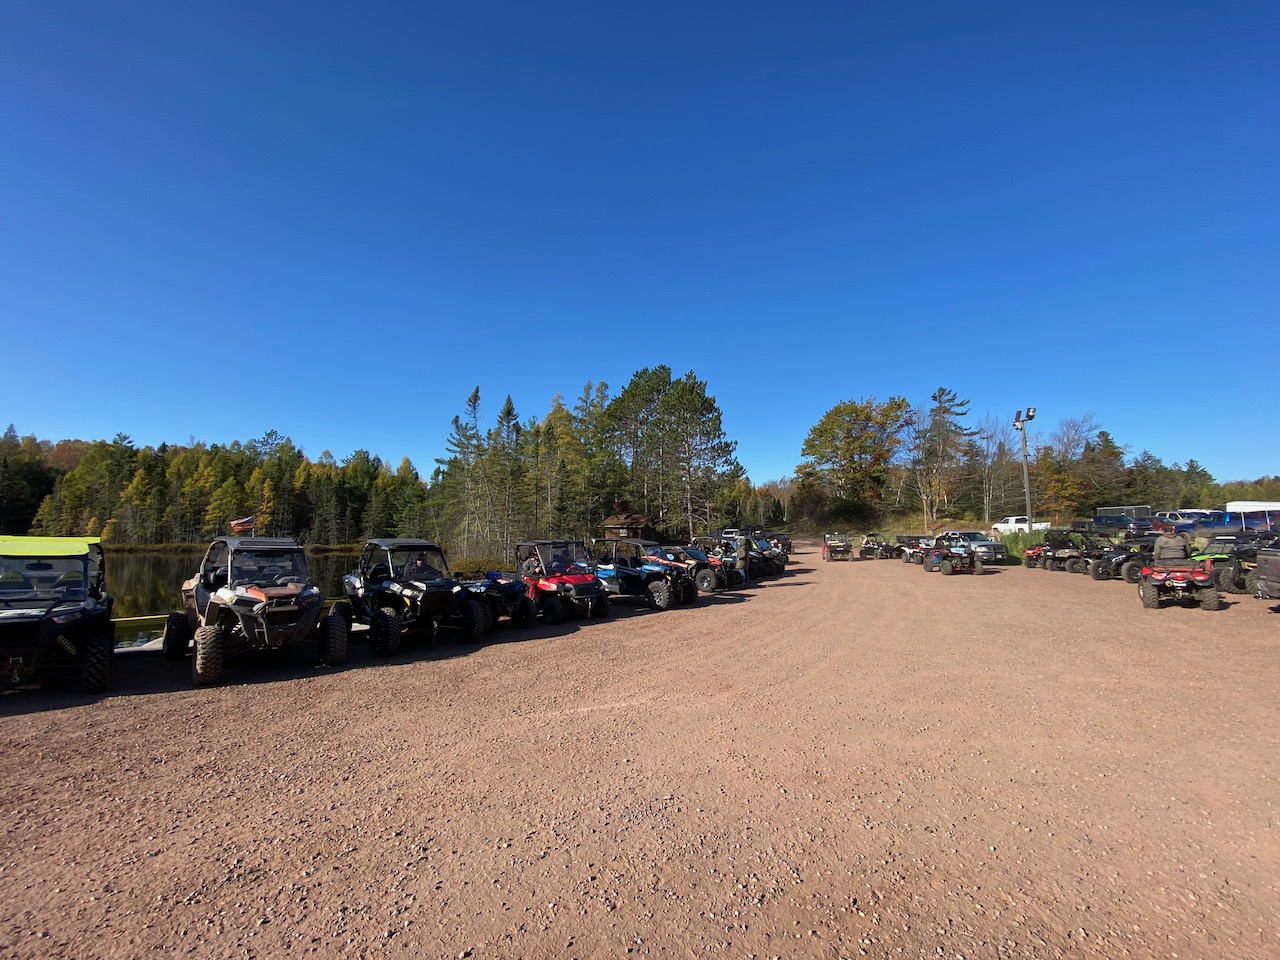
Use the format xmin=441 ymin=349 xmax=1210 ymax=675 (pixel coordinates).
xmin=106 ymin=550 xmax=361 ymax=619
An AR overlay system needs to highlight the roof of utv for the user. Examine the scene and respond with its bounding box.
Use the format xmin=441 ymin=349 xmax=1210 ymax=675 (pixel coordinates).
xmin=0 ymin=536 xmax=102 ymax=558
xmin=365 ymin=538 xmax=442 ymax=550
xmin=214 ymin=537 xmax=304 ymax=551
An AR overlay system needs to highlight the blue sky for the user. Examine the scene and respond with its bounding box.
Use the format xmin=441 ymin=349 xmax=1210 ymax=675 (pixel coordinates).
xmin=3 ymin=2 xmax=1276 ymax=483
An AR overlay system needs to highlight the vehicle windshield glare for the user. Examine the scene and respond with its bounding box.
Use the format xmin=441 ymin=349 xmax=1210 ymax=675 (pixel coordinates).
xmin=389 ymin=547 xmax=450 ymax=581
xmin=536 ymin=541 xmax=591 ymax=572
xmin=0 ymin=555 xmax=90 ymax=600
xmin=230 ymin=549 xmax=309 ymax=585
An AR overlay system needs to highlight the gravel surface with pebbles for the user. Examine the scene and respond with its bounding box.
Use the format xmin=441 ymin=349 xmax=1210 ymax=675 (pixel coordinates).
xmin=2 ymin=542 xmax=1277 ymax=959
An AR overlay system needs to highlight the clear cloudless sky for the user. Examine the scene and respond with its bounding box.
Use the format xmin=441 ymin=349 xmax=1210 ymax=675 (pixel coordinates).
xmin=2 ymin=2 xmax=1276 ymax=485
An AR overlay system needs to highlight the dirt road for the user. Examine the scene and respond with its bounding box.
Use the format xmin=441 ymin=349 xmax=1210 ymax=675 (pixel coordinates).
xmin=2 ymin=545 xmax=1277 ymax=959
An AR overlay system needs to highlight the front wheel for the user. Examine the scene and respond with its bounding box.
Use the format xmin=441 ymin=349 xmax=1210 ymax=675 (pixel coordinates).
xmin=647 ymin=579 xmax=673 ymax=610
xmin=330 ymin=599 xmax=354 ymax=632
xmin=513 ymin=594 xmax=536 ymax=627
xmin=192 ymin=624 xmax=225 ymax=686
xmin=695 ymin=568 xmax=718 ymax=593
xmin=1121 ymin=560 xmax=1144 ymax=584
xmin=1088 ymin=560 xmax=1109 ymax=581
xmin=1023 ymin=556 xmax=1038 ymax=569
xmin=162 ymin=612 xmax=191 ymax=661
xmin=592 ymin=592 xmax=611 ymax=618
xmin=1066 ymin=558 xmax=1086 ymax=574
xmin=939 ymin=559 xmax=954 ymax=576
xmin=973 ymin=559 xmax=984 ymax=575
xmin=80 ymin=633 xmax=111 ymax=693
xmin=540 ymin=595 xmax=565 ymax=625
xmin=370 ymin=607 xmax=402 ymax=657
xmin=321 ymin=612 xmax=348 ymax=665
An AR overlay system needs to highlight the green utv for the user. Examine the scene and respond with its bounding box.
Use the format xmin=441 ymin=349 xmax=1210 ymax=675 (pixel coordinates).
xmin=0 ymin=537 xmax=114 ymax=693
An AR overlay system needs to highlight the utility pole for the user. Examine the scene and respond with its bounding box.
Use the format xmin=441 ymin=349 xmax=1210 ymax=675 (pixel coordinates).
xmin=1013 ymin=408 xmax=1036 ymax=531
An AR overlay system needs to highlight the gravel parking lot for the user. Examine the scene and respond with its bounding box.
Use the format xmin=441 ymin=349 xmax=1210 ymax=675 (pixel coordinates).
xmin=2 ymin=543 xmax=1277 ymax=959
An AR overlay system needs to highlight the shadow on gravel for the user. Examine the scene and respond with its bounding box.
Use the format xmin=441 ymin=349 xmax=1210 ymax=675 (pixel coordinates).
xmin=0 ymin=598 xmax=734 ymax=715
xmin=0 ymin=619 xmax=566 ymax=715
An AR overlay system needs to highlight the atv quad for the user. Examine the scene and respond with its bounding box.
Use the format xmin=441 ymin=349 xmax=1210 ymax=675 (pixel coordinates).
xmin=922 ymin=536 xmax=985 ymax=575
xmin=661 ymin=544 xmax=730 ymax=593
xmin=859 ymin=534 xmax=894 ymax=560
xmin=341 ymin=539 xmax=488 ymax=655
xmin=166 ymin=536 xmax=346 ymax=686
xmin=461 ymin=573 xmax=536 ymax=631
xmin=1138 ymin=559 xmax=1221 ymax=611
xmin=515 ymin=540 xmax=609 ymax=624
xmin=0 ymin=536 xmax=114 ymax=693
xmin=1086 ymin=539 xmax=1150 ymax=581
xmin=1192 ymin=533 xmax=1277 ymax=594
xmin=593 ymin=538 xmax=696 ymax=610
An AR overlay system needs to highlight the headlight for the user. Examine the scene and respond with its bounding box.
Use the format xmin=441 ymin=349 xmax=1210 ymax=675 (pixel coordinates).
xmin=52 ymin=610 xmax=84 ymax=625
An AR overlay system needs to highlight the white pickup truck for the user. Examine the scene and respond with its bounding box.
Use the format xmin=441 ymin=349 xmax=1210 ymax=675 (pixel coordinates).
xmin=992 ymin=516 xmax=1051 ymax=535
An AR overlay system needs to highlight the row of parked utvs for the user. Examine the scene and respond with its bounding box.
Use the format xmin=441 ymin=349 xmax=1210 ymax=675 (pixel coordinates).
xmin=0 ymin=532 xmax=790 ymax=693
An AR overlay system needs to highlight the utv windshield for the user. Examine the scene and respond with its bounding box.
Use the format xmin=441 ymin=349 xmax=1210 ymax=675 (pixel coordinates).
xmin=536 ymin=541 xmax=591 ymax=573
xmin=229 ymin=549 xmax=310 ymax=586
xmin=0 ymin=555 xmax=90 ymax=602
xmin=389 ymin=546 xmax=450 ymax=581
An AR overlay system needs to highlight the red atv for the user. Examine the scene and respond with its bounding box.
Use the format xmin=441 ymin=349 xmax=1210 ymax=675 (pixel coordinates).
xmin=1138 ymin=559 xmax=1221 ymax=610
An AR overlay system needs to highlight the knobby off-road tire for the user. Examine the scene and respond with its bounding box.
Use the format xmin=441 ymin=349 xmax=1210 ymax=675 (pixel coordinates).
xmin=1138 ymin=581 xmax=1160 ymax=609
xmin=1244 ymin=570 xmax=1261 ymax=597
xmin=1023 ymin=556 xmax=1037 ymax=569
xmin=939 ymin=559 xmax=954 ymax=576
xmin=647 ymin=579 xmax=673 ymax=611
xmin=162 ymin=612 xmax=191 ymax=661
xmin=458 ymin=599 xmax=487 ymax=642
xmin=540 ymin=595 xmax=565 ymax=625
xmin=330 ymin=599 xmax=354 ymax=633
xmin=192 ymin=624 xmax=224 ymax=686
xmin=1121 ymin=561 xmax=1144 ymax=584
xmin=677 ymin=580 xmax=697 ymax=605
xmin=592 ymin=592 xmax=610 ymax=618
xmin=321 ymin=612 xmax=348 ymax=666
xmin=513 ymin=595 xmax=536 ymax=628
xmin=1214 ymin=563 xmax=1245 ymax=594
xmin=370 ymin=607 xmax=402 ymax=658
xmin=1198 ymin=588 xmax=1223 ymax=611
xmin=1066 ymin=558 xmax=1086 ymax=574
xmin=901 ymin=552 xmax=911 ymax=564
xmin=80 ymin=633 xmax=111 ymax=694
xmin=1088 ymin=560 xmax=1110 ymax=581
xmin=974 ymin=559 xmax=984 ymax=575
xmin=695 ymin=568 xmax=718 ymax=593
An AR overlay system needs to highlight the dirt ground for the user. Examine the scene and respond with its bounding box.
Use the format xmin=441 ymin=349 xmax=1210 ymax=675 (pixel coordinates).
xmin=2 ymin=543 xmax=1278 ymax=960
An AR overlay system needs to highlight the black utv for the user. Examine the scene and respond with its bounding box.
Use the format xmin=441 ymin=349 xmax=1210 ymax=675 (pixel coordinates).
xmin=340 ymin=539 xmax=488 ymax=656
xmin=0 ymin=536 xmax=114 ymax=693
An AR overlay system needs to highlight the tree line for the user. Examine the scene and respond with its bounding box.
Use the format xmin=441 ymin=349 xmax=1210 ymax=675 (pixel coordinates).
xmin=792 ymin=387 xmax=1279 ymax=528
xmin=0 ymin=367 xmax=747 ymax=553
